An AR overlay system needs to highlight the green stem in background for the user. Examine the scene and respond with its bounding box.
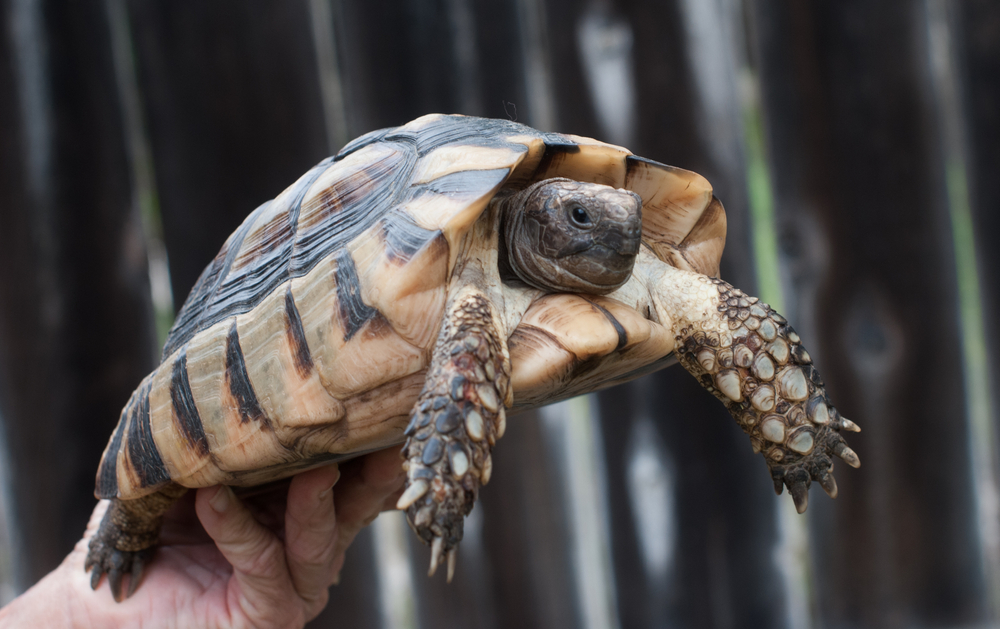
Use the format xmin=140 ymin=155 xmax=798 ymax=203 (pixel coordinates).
xmin=742 ymin=84 xmax=784 ymax=314
xmin=946 ymin=159 xmax=1000 ymax=615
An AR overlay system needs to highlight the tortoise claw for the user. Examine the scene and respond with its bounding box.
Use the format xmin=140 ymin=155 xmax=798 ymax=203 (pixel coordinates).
xmin=107 ymin=550 xmax=125 ymax=602
xmin=772 ymin=478 xmax=784 ymax=496
xmin=429 ymin=536 xmax=444 ymax=577
xmin=833 ymin=442 xmax=861 ymax=468
xmin=127 ymin=551 xmax=149 ymax=599
xmin=89 ymin=562 xmax=104 ymax=590
xmin=447 ymin=548 xmax=457 ymax=583
xmin=839 ymin=418 xmax=861 ymax=433
xmin=819 ymin=470 xmax=839 ymax=499
xmin=85 ymin=500 xmax=161 ymax=600
xmin=789 ymin=482 xmax=809 ymax=514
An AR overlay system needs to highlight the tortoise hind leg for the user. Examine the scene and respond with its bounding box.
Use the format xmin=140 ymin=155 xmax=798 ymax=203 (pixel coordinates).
xmin=398 ymin=287 xmax=509 ymax=579
xmin=85 ymin=483 xmax=187 ymax=601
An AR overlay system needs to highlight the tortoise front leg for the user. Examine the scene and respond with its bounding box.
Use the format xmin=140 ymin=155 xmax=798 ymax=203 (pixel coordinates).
xmin=673 ymin=279 xmax=861 ymax=512
xmin=85 ymin=483 xmax=187 ymax=600
xmin=397 ymin=286 xmax=509 ymax=579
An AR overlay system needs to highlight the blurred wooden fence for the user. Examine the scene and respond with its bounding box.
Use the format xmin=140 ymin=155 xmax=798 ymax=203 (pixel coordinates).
xmin=1 ymin=0 xmax=998 ymax=627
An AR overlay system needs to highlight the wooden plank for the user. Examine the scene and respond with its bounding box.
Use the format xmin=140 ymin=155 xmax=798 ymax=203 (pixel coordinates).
xmin=749 ymin=0 xmax=987 ymax=624
xmin=0 ymin=0 xmax=156 ymax=587
xmin=332 ymin=0 xmax=467 ymax=135
xmin=126 ymin=0 xmax=331 ymax=307
xmin=955 ymin=0 xmax=1000 ymax=614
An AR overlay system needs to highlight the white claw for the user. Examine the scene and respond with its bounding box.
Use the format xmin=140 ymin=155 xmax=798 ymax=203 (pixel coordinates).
xmin=396 ymin=479 xmax=429 ymax=510
xmin=429 ymin=536 xmax=444 ymax=577
xmin=837 ymin=445 xmax=862 ymax=468
xmin=841 ymin=418 xmax=861 ymax=432
xmin=447 ymin=547 xmax=457 ymax=583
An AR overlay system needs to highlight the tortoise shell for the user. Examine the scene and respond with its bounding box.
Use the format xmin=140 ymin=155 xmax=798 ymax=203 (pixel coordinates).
xmin=96 ymin=113 xmax=726 ymax=502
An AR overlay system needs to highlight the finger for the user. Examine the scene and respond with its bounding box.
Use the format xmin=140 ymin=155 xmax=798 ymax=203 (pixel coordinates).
xmin=195 ymin=485 xmax=296 ymax=622
xmin=335 ymin=448 xmax=407 ymax=525
xmin=284 ymin=464 xmax=340 ymax=614
xmin=332 ymin=448 xmax=407 ymax=576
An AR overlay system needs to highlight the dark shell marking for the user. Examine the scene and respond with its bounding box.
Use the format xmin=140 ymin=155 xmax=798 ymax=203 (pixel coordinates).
xmin=224 ymin=320 xmax=270 ymax=428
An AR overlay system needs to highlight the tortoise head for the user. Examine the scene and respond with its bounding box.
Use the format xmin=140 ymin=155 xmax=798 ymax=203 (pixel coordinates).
xmin=500 ymin=178 xmax=643 ymax=294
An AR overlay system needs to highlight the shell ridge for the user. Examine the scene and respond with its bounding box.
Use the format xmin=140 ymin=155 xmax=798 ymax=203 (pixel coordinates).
xmin=381 ymin=209 xmax=441 ymax=263
xmin=334 ymin=127 xmax=393 ymax=161
xmin=164 ymin=159 xmax=347 ymax=356
xmin=407 ymin=115 xmax=535 ymax=156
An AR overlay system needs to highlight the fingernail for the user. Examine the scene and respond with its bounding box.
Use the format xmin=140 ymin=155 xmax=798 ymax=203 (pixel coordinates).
xmin=319 ymin=469 xmax=341 ymax=499
xmin=210 ymin=486 xmax=232 ymax=513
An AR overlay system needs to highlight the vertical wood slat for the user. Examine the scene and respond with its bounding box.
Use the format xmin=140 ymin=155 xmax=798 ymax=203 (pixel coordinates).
xmin=749 ymin=1 xmax=988 ymax=625
xmin=0 ymin=0 xmax=156 ymax=587
xmin=331 ymin=0 xmax=467 ymax=136
xmin=955 ymin=0 xmax=1000 ymax=615
xmin=125 ymin=0 xmax=331 ymax=304
xmin=122 ymin=3 xmax=383 ymax=626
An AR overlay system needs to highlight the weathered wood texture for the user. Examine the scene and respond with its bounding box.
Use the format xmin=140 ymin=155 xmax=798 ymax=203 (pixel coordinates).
xmin=959 ymin=0 xmax=1000 ymax=510
xmin=0 ymin=0 xmax=157 ymax=586
xmin=125 ymin=0 xmax=331 ymax=306
xmin=749 ymin=0 xmax=988 ymax=626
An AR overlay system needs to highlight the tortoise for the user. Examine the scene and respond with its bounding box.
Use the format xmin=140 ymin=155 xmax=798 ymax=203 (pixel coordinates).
xmin=85 ymin=113 xmax=860 ymax=601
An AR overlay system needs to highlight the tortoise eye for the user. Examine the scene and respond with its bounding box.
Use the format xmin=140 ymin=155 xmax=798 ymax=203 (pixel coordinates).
xmin=570 ymin=206 xmax=592 ymax=226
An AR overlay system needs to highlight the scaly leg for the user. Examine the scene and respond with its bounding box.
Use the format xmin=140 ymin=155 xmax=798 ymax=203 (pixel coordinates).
xmin=652 ymin=265 xmax=860 ymax=512
xmin=397 ymin=286 xmax=509 ymax=580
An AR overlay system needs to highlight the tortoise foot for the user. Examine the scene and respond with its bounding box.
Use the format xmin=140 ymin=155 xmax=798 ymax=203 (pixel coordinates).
xmin=85 ymin=540 xmax=153 ymax=602
xmin=399 ymin=291 xmax=508 ymax=580
xmin=85 ymin=501 xmax=159 ymax=602
xmin=768 ymin=424 xmax=861 ymax=513
xmin=83 ymin=488 xmax=184 ymax=600
xmin=677 ymin=281 xmax=861 ymax=513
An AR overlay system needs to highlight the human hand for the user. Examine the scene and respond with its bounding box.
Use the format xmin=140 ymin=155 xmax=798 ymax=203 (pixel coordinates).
xmin=0 ymin=446 xmax=406 ymax=629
